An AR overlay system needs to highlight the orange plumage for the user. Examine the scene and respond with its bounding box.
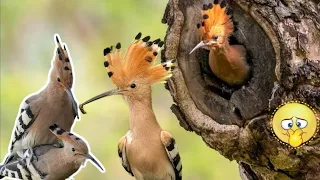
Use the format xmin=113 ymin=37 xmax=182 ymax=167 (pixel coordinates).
xmin=103 ymin=33 xmax=174 ymax=88
xmin=191 ymin=0 xmax=250 ymax=86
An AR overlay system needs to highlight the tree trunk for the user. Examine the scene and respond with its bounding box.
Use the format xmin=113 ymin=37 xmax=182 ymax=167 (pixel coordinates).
xmin=161 ymin=0 xmax=320 ymax=179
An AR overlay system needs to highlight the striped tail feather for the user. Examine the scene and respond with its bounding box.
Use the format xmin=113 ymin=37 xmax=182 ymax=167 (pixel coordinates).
xmin=161 ymin=131 xmax=182 ymax=180
xmin=0 ymin=158 xmax=32 ymax=180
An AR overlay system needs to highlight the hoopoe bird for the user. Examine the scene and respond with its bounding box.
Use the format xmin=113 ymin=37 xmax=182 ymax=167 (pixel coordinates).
xmin=0 ymin=124 xmax=104 ymax=180
xmin=2 ymin=34 xmax=79 ymax=164
xmin=79 ymin=33 xmax=182 ymax=180
xmin=190 ymin=0 xmax=250 ymax=86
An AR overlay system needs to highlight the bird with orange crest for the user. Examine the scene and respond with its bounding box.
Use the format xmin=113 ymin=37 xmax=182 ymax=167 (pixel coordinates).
xmin=190 ymin=0 xmax=251 ymax=86
xmin=79 ymin=33 xmax=182 ymax=180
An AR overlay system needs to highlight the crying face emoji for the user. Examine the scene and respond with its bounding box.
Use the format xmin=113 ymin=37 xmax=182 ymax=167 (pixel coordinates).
xmin=271 ymin=102 xmax=319 ymax=148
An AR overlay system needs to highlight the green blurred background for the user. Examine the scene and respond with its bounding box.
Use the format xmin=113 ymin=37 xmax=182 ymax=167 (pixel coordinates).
xmin=0 ymin=0 xmax=240 ymax=179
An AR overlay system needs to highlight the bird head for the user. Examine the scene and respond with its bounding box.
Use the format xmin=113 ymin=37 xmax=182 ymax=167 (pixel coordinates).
xmin=51 ymin=34 xmax=79 ymax=119
xmin=49 ymin=124 xmax=105 ymax=172
xmin=190 ymin=0 xmax=234 ymax=54
xmin=79 ymin=33 xmax=175 ymax=113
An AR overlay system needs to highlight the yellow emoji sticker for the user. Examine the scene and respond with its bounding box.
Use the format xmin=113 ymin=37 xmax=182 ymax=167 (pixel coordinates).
xmin=271 ymin=101 xmax=319 ymax=148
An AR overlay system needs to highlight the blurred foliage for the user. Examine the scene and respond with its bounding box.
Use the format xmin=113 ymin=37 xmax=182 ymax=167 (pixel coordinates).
xmin=0 ymin=0 xmax=240 ymax=179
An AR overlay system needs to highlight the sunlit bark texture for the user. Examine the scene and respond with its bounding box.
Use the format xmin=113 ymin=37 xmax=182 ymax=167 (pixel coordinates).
xmin=162 ymin=0 xmax=320 ymax=179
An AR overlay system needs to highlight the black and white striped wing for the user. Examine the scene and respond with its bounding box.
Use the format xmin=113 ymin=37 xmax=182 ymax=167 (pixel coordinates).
xmin=10 ymin=96 xmax=40 ymax=153
xmin=0 ymin=150 xmax=46 ymax=180
xmin=0 ymin=158 xmax=31 ymax=180
xmin=161 ymin=131 xmax=182 ymax=180
xmin=118 ymin=131 xmax=134 ymax=176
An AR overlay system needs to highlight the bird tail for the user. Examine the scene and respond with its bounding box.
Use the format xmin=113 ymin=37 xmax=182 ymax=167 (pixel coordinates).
xmin=197 ymin=0 xmax=234 ymax=42
xmin=161 ymin=131 xmax=182 ymax=180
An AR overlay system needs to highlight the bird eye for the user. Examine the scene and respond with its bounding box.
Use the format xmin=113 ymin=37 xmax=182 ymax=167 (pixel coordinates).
xmin=281 ymin=119 xmax=293 ymax=130
xmin=296 ymin=118 xmax=308 ymax=129
xmin=213 ymin=35 xmax=219 ymax=41
xmin=130 ymin=83 xmax=136 ymax=89
xmin=57 ymin=77 xmax=61 ymax=82
xmin=72 ymin=148 xmax=75 ymax=152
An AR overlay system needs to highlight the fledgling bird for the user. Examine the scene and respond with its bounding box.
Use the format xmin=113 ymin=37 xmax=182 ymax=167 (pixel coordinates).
xmin=79 ymin=33 xmax=182 ymax=180
xmin=0 ymin=124 xmax=104 ymax=180
xmin=2 ymin=34 xmax=79 ymax=164
xmin=190 ymin=0 xmax=250 ymax=86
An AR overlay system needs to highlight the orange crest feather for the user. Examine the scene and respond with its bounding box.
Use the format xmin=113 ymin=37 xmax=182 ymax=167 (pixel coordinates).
xmin=103 ymin=33 xmax=174 ymax=87
xmin=54 ymin=34 xmax=74 ymax=88
xmin=198 ymin=0 xmax=234 ymax=43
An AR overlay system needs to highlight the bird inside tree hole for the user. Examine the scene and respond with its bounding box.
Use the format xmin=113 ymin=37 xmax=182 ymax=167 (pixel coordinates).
xmin=199 ymin=34 xmax=254 ymax=100
xmin=173 ymin=0 xmax=277 ymax=125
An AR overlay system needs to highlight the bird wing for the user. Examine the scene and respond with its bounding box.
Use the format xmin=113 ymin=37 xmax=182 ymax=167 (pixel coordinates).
xmin=160 ymin=131 xmax=182 ymax=180
xmin=9 ymin=94 xmax=41 ymax=154
xmin=118 ymin=131 xmax=134 ymax=176
xmin=0 ymin=158 xmax=31 ymax=180
xmin=0 ymin=148 xmax=47 ymax=180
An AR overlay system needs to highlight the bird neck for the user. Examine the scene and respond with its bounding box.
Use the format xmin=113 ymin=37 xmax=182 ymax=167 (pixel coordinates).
xmin=45 ymin=81 xmax=68 ymax=104
xmin=126 ymin=90 xmax=161 ymax=138
xmin=213 ymin=41 xmax=232 ymax=62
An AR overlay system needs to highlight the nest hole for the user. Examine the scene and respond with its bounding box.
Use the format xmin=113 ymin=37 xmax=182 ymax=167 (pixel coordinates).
xmin=199 ymin=34 xmax=254 ymax=100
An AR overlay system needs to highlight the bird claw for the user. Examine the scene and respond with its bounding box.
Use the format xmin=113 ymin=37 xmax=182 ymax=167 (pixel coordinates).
xmin=79 ymin=104 xmax=87 ymax=114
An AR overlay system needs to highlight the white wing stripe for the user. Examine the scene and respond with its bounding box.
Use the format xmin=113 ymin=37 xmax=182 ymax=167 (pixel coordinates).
xmin=17 ymin=163 xmax=30 ymax=180
xmin=168 ymin=144 xmax=178 ymax=158
xmin=21 ymin=111 xmax=32 ymax=125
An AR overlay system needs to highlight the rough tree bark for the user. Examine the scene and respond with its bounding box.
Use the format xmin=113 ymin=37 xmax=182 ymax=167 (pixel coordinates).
xmin=161 ymin=0 xmax=320 ymax=179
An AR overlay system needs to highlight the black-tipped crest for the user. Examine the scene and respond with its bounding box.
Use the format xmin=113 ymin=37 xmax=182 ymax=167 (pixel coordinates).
xmin=203 ymin=4 xmax=208 ymax=10
xmin=142 ymin=36 xmax=150 ymax=42
xmin=116 ymin=43 xmax=121 ymax=49
xmin=52 ymin=34 xmax=78 ymax=118
xmin=99 ymin=33 xmax=172 ymax=88
xmin=108 ymin=72 xmax=113 ymax=77
xmin=104 ymin=61 xmax=109 ymax=67
xmin=192 ymin=0 xmax=235 ymax=54
xmin=56 ymin=36 xmax=60 ymax=43
xmin=135 ymin=32 xmax=142 ymax=40
xmin=153 ymin=38 xmax=161 ymax=44
xmin=104 ymin=48 xmax=111 ymax=56
xmin=57 ymin=48 xmax=63 ymax=60
xmin=158 ymin=41 xmax=164 ymax=47
xmin=220 ymin=0 xmax=227 ymax=8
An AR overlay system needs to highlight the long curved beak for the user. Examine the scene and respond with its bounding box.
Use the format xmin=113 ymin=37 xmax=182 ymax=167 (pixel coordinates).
xmin=79 ymin=89 xmax=125 ymax=114
xmin=189 ymin=41 xmax=206 ymax=54
xmin=84 ymin=153 xmax=105 ymax=172
xmin=189 ymin=40 xmax=217 ymax=54
xmin=65 ymin=88 xmax=79 ymax=119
